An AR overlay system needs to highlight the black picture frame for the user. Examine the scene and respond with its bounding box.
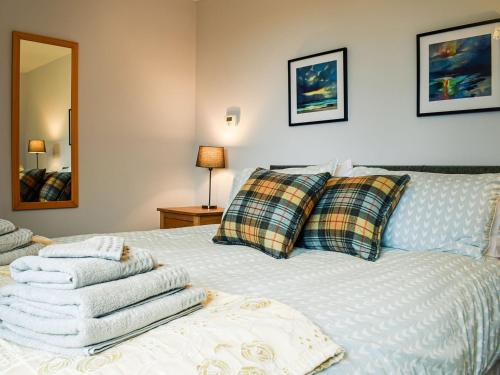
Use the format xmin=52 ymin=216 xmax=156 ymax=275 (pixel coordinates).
xmin=68 ymin=108 xmax=72 ymax=145
xmin=417 ymin=18 xmax=500 ymax=117
xmin=288 ymin=48 xmax=348 ymax=126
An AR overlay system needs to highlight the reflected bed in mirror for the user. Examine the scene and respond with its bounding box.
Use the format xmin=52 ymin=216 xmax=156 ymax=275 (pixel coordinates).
xmin=11 ymin=32 xmax=78 ymax=210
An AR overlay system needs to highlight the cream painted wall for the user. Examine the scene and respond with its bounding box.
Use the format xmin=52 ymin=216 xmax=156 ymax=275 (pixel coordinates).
xmin=20 ymin=54 xmax=72 ymax=172
xmin=1 ymin=0 xmax=499 ymax=236
xmin=195 ymin=0 xmax=500 ymax=207
xmin=0 ymin=0 xmax=197 ymax=237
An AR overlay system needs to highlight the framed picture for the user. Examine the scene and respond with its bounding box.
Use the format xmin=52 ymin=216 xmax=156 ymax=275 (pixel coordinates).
xmin=68 ymin=108 xmax=72 ymax=145
xmin=417 ymin=18 xmax=500 ymax=117
xmin=288 ymin=48 xmax=348 ymax=126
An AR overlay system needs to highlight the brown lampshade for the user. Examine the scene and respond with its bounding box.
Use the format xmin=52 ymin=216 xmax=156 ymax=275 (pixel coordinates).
xmin=28 ymin=139 xmax=46 ymax=153
xmin=196 ymin=146 xmax=225 ymax=169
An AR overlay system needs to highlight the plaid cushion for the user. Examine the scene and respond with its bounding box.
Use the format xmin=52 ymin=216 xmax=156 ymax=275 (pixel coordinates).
xmin=300 ymin=175 xmax=410 ymax=261
xmin=213 ymin=168 xmax=331 ymax=258
xmin=39 ymin=172 xmax=72 ymax=202
xmin=57 ymin=179 xmax=72 ymax=201
xmin=19 ymin=169 xmax=46 ymax=202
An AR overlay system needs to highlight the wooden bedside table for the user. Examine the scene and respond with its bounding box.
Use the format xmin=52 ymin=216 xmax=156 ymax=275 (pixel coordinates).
xmin=157 ymin=206 xmax=224 ymax=229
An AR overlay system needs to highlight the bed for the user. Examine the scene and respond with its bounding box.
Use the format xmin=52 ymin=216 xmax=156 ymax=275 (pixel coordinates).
xmin=1 ymin=166 xmax=499 ymax=374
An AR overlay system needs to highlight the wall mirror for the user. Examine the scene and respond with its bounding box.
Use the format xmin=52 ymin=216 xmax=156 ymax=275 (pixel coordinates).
xmin=11 ymin=32 xmax=78 ymax=210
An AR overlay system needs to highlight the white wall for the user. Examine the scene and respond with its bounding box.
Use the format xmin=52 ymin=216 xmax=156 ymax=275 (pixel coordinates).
xmin=195 ymin=0 xmax=500 ymax=207
xmin=1 ymin=0 xmax=499 ymax=236
xmin=20 ymin=54 xmax=72 ymax=172
xmin=0 ymin=0 xmax=197 ymax=237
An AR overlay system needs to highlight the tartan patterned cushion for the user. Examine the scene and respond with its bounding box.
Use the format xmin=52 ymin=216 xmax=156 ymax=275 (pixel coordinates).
xmin=57 ymin=179 xmax=72 ymax=201
xmin=19 ymin=169 xmax=46 ymax=202
xmin=39 ymin=172 xmax=72 ymax=202
xmin=213 ymin=168 xmax=331 ymax=258
xmin=300 ymin=175 xmax=410 ymax=261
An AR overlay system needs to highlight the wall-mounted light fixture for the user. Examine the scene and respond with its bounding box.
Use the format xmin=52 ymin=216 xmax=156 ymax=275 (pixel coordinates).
xmin=225 ymin=115 xmax=237 ymax=126
xmin=493 ymin=25 xmax=500 ymax=40
xmin=225 ymin=107 xmax=240 ymax=126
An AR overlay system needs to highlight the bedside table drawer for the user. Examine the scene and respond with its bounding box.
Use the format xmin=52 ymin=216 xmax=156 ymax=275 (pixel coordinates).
xmin=157 ymin=207 xmax=224 ymax=229
xmin=161 ymin=214 xmax=196 ymax=229
xmin=196 ymin=215 xmax=222 ymax=226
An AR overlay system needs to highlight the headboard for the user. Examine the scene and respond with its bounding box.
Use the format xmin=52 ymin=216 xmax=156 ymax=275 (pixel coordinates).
xmin=269 ymin=165 xmax=500 ymax=174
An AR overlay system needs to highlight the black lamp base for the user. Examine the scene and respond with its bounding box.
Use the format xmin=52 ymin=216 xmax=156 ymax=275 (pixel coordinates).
xmin=202 ymin=205 xmax=217 ymax=209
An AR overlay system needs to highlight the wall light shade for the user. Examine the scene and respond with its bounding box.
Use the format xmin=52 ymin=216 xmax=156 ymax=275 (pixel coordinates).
xmin=493 ymin=25 xmax=500 ymax=40
xmin=196 ymin=146 xmax=225 ymax=169
xmin=28 ymin=139 xmax=46 ymax=153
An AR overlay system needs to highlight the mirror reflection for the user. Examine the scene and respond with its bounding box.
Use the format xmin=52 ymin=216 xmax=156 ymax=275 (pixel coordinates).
xmin=19 ymin=40 xmax=72 ymax=203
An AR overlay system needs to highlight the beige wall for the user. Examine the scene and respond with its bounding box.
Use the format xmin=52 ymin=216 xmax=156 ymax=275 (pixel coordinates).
xmin=0 ymin=0 xmax=197 ymax=237
xmin=195 ymin=0 xmax=500 ymax=206
xmin=2 ymin=0 xmax=500 ymax=236
xmin=20 ymin=54 xmax=72 ymax=172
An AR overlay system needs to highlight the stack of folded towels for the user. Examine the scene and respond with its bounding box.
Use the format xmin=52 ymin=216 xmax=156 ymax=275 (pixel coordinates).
xmin=0 ymin=219 xmax=43 ymax=266
xmin=0 ymin=236 xmax=206 ymax=355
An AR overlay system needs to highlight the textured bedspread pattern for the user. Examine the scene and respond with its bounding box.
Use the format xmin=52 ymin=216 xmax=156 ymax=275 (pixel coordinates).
xmin=37 ymin=225 xmax=500 ymax=375
xmin=0 ymin=226 xmax=498 ymax=374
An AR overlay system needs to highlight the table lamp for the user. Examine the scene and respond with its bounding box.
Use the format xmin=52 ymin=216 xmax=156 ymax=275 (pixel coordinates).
xmin=28 ymin=139 xmax=46 ymax=169
xmin=196 ymin=146 xmax=225 ymax=209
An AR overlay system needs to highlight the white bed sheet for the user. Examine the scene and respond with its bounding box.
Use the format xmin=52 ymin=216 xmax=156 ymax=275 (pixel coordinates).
xmin=49 ymin=224 xmax=500 ymax=375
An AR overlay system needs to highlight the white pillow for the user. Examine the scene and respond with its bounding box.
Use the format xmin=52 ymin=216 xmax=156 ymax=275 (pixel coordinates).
xmin=275 ymin=159 xmax=338 ymax=175
xmin=353 ymin=167 xmax=500 ymax=258
xmin=224 ymin=160 xmax=340 ymax=217
xmin=486 ymin=201 xmax=500 ymax=258
xmin=334 ymin=159 xmax=353 ymax=177
xmin=225 ymin=167 xmax=258 ymax=216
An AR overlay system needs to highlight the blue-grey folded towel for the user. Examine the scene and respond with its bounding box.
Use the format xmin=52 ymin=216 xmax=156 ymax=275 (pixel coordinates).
xmin=0 ymin=243 xmax=44 ymax=266
xmin=0 ymin=265 xmax=190 ymax=318
xmin=39 ymin=236 xmax=124 ymax=261
xmin=0 ymin=220 xmax=16 ymax=236
xmin=0 ymin=304 xmax=202 ymax=356
xmin=10 ymin=247 xmax=157 ymax=289
xmin=0 ymin=228 xmax=32 ymax=253
xmin=0 ymin=287 xmax=206 ymax=355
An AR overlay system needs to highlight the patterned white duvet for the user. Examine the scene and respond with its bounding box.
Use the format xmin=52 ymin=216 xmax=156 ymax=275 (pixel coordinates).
xmin=2 ymin=225 xmax=500 ymax=374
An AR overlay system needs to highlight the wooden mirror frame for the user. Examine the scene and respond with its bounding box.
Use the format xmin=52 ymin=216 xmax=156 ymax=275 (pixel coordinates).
xmin=11 ymin=31 xmax=79 ymax=210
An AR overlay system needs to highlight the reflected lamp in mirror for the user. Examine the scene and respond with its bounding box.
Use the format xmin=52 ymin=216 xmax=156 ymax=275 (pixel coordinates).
xmin=196 ymin=146 xmax=225 ymax=209
xmin=28 ymin=139 xmax=46 ymax=169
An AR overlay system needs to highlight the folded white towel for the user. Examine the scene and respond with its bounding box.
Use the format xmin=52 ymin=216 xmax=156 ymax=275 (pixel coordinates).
xmin=0 ymin=229 xmax=32 ymax=253
xmin=0 ymin=219 xmax=16 ymax=236
xmin=10 ymin=247 xmax=156 ymax=289
xmin=39 ymin=236 xmax=125 ymax=261
xmin=0 ymin=304 xmax=202 ymax=356
xmin=0 ymin=287 xmax=207 ymax=354
xmin=0 ymin=243 xmax=44 ymax=266
xmin=0 ymin=265 xmax=190 ymax=318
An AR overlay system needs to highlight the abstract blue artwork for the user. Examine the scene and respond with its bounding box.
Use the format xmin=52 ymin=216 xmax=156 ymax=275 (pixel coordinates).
xmin=289 ymin=48 xmax=347 ymax=125
xmin=417 ymin=18 xmax=500 ymax=116
xmin=296 ymin=61 xmax=337 ymax=114
xmin=428 ymin=34 xmax=491 ymax=102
